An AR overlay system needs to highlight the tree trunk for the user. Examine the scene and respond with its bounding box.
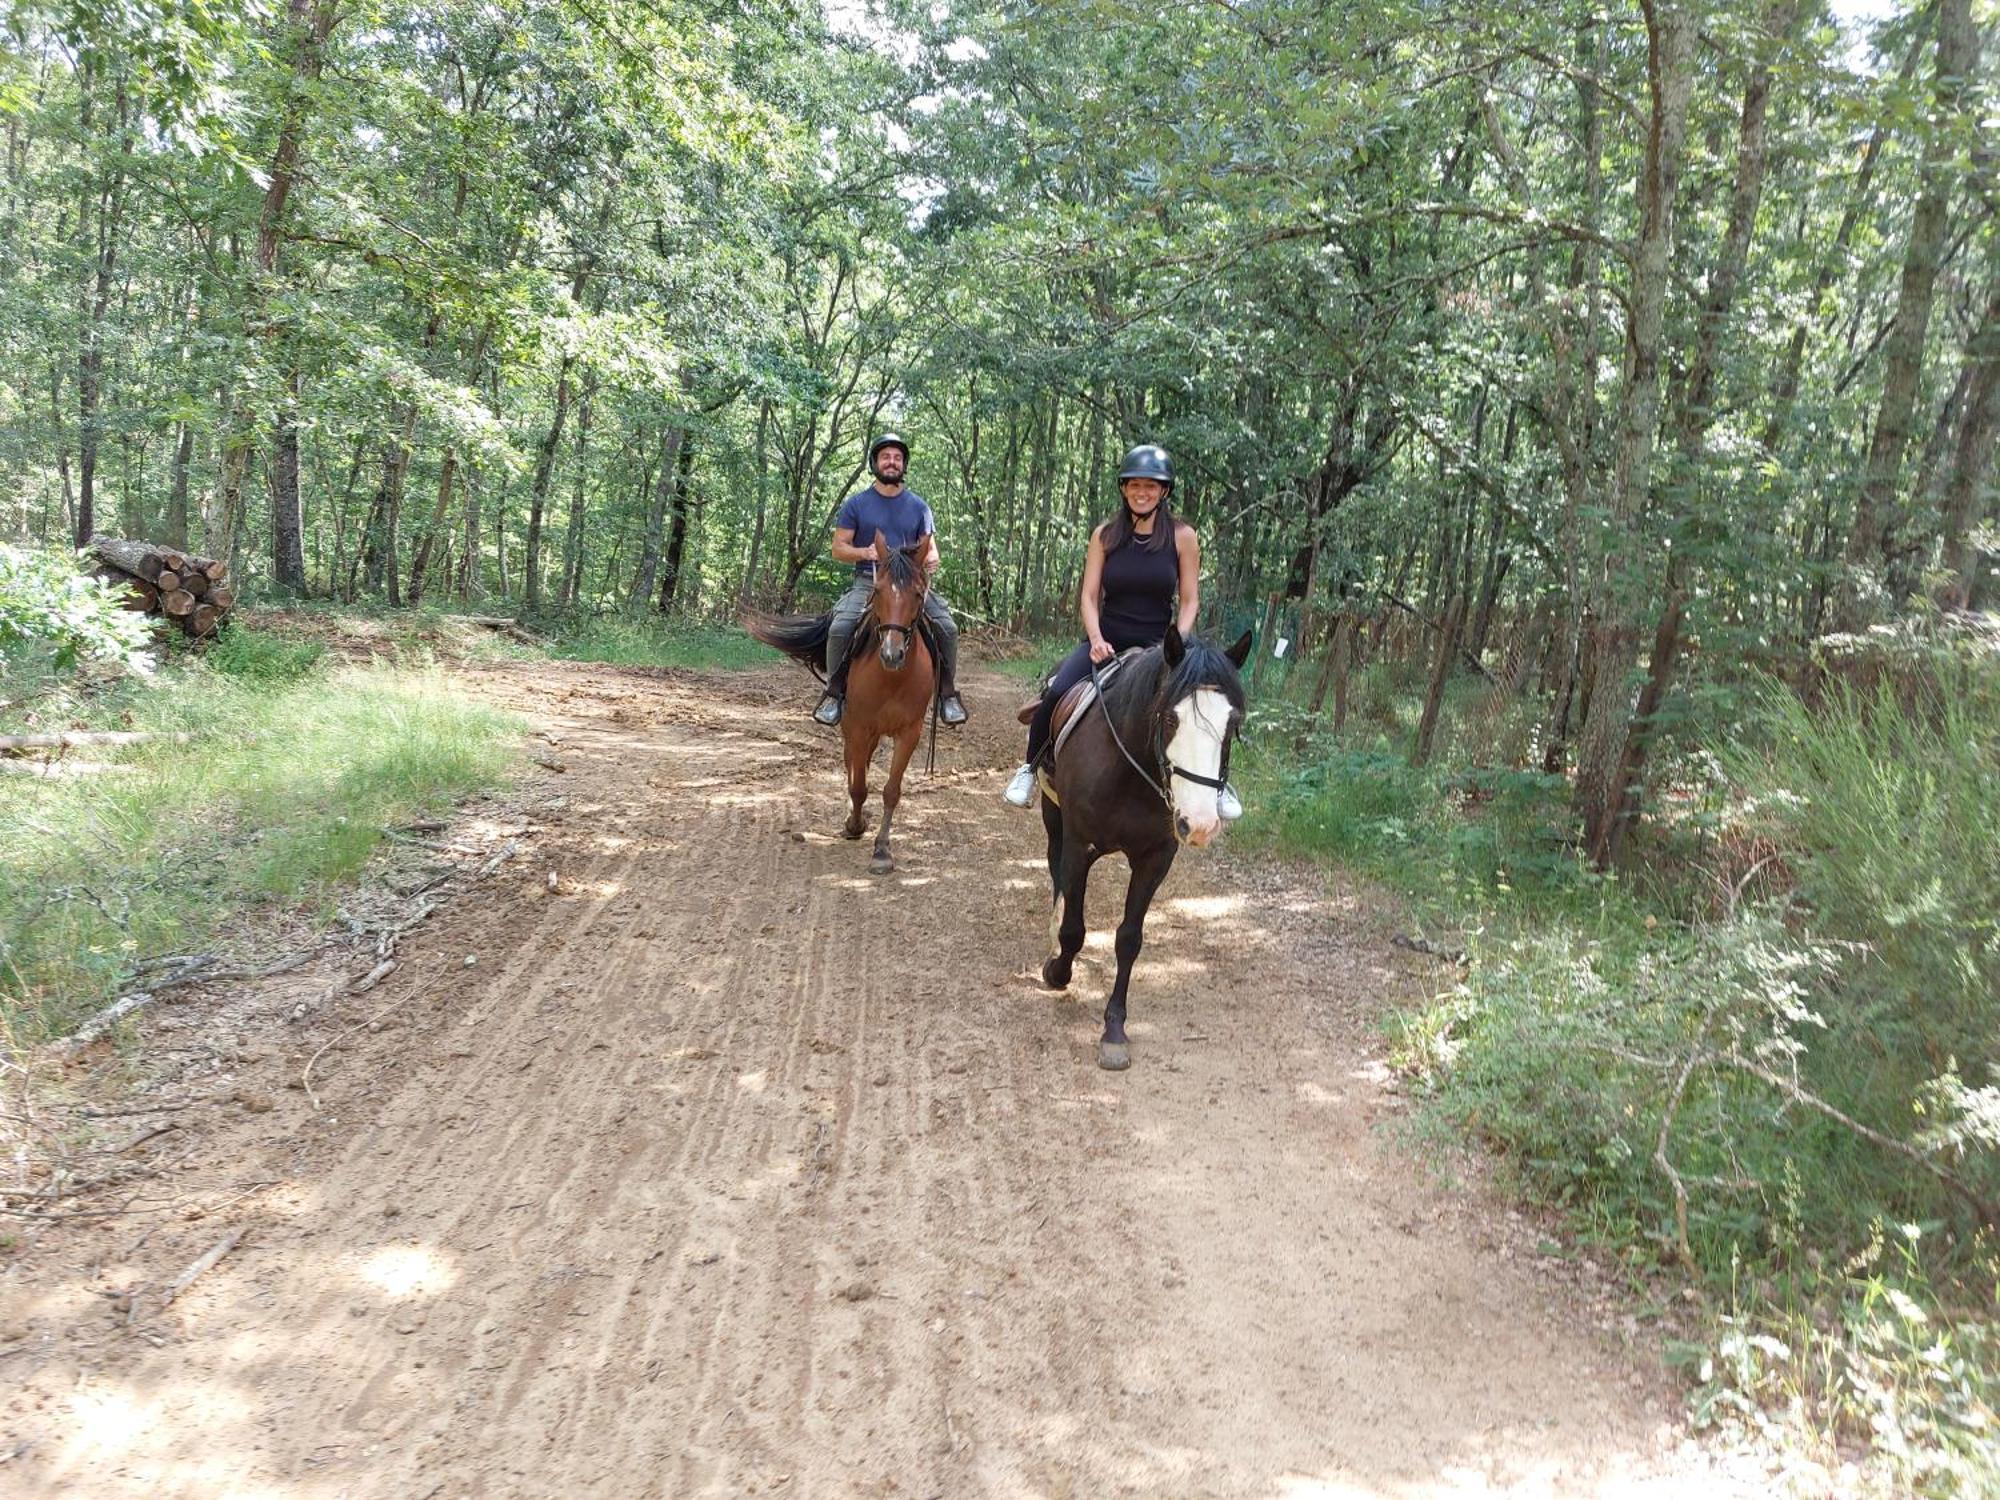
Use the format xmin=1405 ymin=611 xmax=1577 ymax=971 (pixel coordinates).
xmin=659 ymin=428 xmax=696 ymax=614
xmin=269 ymin=366 xmax=306 ymax=594
xmin=216 ymin=0 xmax=337 ymax=580
xmin=406 ymin=447 xmax=458 ymax=608
xmin=75 ymin=73 xmax=130 ymax=549
xmin=628 ymin=424 xmax=684 ymax=611
xmin=744 ymin=398 xmax=772 ymax=602
xmin=558 ymin=375 xmax=597 ymax=606
xmin=164 ymin=421 xmax=194 ymax=551
xmin=523 ymin=354 xmax=575 ymax=612
xmin=1760 ymin=28 xmax=1926 ymax=459
xmin=1414 ymin=596 xmax=1467 ymax=767
xmin=1573 ymin=0 xmax=1697 ymax=866
xmin=1938 ymin=265 xmax=2000 ymax=607
xmin=1596 ymin=0 xmax=1798 ymax=853
xmin=1836 ymin=0 xmax=1978 ymax=627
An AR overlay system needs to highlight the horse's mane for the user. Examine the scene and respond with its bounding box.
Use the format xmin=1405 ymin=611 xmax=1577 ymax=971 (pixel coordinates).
xmin=1100 ymin=635 xmax=1246 ymax=732
xmin=876 ymin=546 xmax=924 ymax=591
xmin=853 ymin=547 xmax=928 ymax=654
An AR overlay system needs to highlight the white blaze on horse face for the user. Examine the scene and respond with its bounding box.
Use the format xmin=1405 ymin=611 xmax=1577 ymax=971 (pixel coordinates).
xmin=1166 ymin=687 xmax=1231 ymax=842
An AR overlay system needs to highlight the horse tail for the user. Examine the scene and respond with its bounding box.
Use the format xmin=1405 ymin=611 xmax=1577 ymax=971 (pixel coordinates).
xmin=743 ymin=608 xmax=833 ymax=678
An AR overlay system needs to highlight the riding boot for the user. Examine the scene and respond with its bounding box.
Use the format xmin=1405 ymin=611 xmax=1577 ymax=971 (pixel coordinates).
xmin=935 ymin=629 xmax=967 ymax=725
xmin=815 ymin=625 xmax=855 ymax=725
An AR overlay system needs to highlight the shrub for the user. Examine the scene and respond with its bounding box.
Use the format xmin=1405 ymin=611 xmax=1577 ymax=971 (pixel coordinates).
xmin=0 ymin=543 xmax=154 ymax=675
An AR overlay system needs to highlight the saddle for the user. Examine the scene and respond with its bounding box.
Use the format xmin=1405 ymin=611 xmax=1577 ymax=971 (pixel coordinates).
xmin=1013 ymin=648 xmax=1144 ymax=767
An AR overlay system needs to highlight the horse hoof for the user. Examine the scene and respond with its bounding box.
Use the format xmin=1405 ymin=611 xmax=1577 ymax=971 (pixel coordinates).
xmin=869 ymin=856 xmax=894 ymax=875
xmin=1098 ymin=1040 xmax=1131 ymax=1071
xmin=1040 ymin=958 xmax=1070 ymax=990
xmin=841 ymin=825 xmax=864 ymax=841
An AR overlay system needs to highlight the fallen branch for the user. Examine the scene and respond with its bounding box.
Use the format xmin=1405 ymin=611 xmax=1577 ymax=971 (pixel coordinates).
xmin=50 ymin=990 xmax=160 ymax=1054
xmin=133 ymin=1226 xmax=248 ymax=1326
xmin=1722 ymin=1054 xmax=2000 ymax=1227
xmin=302 ymin=967 xmax=441 ymax=1109
xmin=349 ymin=958 xmax=397 ymax=994
xmin=0 ymin=731 xmax=196 ymax=753
xmin=475 ymin=838 xmax=521 ymax=879
xmin=447 ymin=614 xmax=544 ymax=646
xmin=0 ymin=757 xmax=135 ymax=778
xmin=1392 ymin=933 xmax=1468 ymax=964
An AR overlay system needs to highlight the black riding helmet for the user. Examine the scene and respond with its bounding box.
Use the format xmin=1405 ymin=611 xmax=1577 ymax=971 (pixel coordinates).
xmin=868 ymin=433 xmax=909 ymax=476
xmin=1117 ymin=443 xmax=1173 ymax=493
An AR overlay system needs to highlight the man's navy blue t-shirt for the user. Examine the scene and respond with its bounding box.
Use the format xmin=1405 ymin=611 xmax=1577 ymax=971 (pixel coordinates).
xmin=834 ymin=485 xmax=934 ymax=577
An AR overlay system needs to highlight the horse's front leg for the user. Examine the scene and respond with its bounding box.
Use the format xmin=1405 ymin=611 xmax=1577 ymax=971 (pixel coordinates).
xmin=841 ymin=725 xmax=870 ymax=840
xmin=1042 ymin=841 xmax=1094 ymax=993
xmin=869 ymin=718 xmax=923 ymax=873
xmin=1099 ymin=845 xmax=1177 ymax=1071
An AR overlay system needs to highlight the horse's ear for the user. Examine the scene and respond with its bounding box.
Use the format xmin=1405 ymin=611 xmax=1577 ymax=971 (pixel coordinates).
xmin=1163 ymin=624 xmax=1185 ymax=667
xmin=1224 ymin=628 xmax=1253 ymax=669
xmin=901 ymin=539 xmax=927 ymax=557
xmin=872 ymin=534 xmax=890 ymax=561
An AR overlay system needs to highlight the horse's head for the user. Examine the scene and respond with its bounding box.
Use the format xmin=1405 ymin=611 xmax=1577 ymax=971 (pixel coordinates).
xmin=1154 ymin=625 xmax=1252 ymax=847
xmin=868 ymin=536 xmax=930 ymax=671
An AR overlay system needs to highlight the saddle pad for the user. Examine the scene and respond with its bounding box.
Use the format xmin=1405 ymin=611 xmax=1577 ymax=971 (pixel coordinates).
xmin=1048 ymin=647 xmax=1143 ymax=765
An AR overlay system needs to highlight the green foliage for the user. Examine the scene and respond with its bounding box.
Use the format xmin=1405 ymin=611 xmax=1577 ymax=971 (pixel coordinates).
xmin=1233 ymin=737 xmax=1588 ymax=913
xmin=549 ymin=616 xmax=768 ymax=672
xmin=0 ymin=660 xmax=518 ymax=1044
xmin=0 ymin=544 xmax=154 ymax=676
xmin=1728 ymin=666 xmax=2000 ymax=1089
xmin=1679 ymin=1226 xmax=1999 ymax=1498
xmin=202 ymin=625 xmax=326 ymax=683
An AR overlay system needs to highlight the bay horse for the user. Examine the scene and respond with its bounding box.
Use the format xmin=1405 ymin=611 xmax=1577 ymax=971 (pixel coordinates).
xmin=1037 ymin=625 xmax=1252 ymax=1069
xmin=745 ymin=536 xmax=936 ymax=873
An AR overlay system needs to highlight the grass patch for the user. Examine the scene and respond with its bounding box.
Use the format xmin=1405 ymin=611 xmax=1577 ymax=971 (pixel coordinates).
xmin=549 ymin=616 xmax=769 ymax=671
xmin=1232 ymin=637 xmax=2000 ymax=1495
xmin=1 ymin=641 xmax=519 ymax=1044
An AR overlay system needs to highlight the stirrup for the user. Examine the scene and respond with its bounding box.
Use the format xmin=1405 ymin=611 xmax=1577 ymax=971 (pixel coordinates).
xmin=812 ymin=692 xmax=843 ymax=726
xmin=1002 ymin=763 xmax=1038 ymax=807
xmin=940 ymin=692 xmax=967 ymax=726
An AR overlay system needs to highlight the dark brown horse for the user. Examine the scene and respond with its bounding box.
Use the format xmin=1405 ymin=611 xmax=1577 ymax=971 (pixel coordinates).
xmin=1037 ymin=626 xmax=1251 ymax=1069
xmin=746 ymin=537 xmax=937 ymax=873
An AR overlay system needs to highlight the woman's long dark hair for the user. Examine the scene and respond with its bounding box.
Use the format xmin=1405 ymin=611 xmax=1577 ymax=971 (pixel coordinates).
xmin=1100 ymin=491 xmax=1176 ymax=554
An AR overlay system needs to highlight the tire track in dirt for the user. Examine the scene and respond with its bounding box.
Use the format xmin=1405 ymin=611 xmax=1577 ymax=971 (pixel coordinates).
xmin=6 ymin=657 xmax=1747 ymax=1498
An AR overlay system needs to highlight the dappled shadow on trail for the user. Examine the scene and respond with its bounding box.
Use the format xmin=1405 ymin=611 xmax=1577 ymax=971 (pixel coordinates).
xmin=4 ymin=657 xmax=1742 ymax=1498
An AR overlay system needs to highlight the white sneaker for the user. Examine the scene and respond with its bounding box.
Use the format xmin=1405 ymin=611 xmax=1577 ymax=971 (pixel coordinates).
xmin=1003 ymin=763 xmax=1038 ymax=807
xmin=1217 ymin=782 xmax=1243 ymax=821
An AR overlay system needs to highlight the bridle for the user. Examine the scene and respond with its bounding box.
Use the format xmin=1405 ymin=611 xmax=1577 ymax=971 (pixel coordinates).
xmin=867 ymin=565 xmax=926 ymax=664
xmin=1088 ymin=655 xmax=1233 ymax=846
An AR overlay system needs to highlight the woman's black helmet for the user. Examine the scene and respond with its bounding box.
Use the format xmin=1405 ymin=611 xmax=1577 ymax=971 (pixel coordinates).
xmin=868 ymin=433 xmax=909 ymax=475
xmin=1117 ymin=443 xmax=1173 ymax=493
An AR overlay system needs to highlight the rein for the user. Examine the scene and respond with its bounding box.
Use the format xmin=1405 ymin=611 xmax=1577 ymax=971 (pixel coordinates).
xmin=1087 ymin=655 xmax=1231 ymax=846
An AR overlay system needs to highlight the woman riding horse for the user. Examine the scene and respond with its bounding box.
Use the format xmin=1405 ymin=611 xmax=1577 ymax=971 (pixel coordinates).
xmin=1003 ymin=443 xmax=1241 ymax=822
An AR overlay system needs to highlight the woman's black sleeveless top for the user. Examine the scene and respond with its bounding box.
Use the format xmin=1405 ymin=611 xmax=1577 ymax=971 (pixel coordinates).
xmin=1098 ymin=526 xmax=1179 ymax=650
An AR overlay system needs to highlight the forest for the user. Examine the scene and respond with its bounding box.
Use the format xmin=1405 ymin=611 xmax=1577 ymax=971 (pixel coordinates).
xmin=2 ymin=0 xmax=1997 ymax=1490
xmin=4 ymin=1 xmax=1995 ymax=857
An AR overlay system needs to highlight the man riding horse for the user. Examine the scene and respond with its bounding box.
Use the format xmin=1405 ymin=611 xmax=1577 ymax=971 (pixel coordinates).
xmin=813 ymin=434 xmax=968 ymax=728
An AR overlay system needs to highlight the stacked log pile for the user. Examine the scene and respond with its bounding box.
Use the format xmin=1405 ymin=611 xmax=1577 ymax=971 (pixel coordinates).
xmin=88 ymin=537 xmax=237 ymax=640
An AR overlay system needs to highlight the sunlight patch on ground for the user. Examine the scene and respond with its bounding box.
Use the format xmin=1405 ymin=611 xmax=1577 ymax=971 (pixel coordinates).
xmin=1296 ymin=1081 xmax=1343 ymax=1107
xmin=1163 ymin=893 xmax=1247 ymax=919
xmin=358 ymin=1243 xmax=458 ymax=1300
xmin=63 ymin=1384 xmax=158 ymax=1462
xmin=737 ymin=1069 xmax=769 ymax=1093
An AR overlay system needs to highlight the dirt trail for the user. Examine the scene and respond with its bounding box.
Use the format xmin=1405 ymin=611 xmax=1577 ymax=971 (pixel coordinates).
xmin=5 ymin=658 xmax=1736 ymax=1498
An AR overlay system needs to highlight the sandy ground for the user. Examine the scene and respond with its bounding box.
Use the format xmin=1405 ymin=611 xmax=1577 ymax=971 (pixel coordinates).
xmin=1 ymin=656 xmax=1748 ymax=1498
